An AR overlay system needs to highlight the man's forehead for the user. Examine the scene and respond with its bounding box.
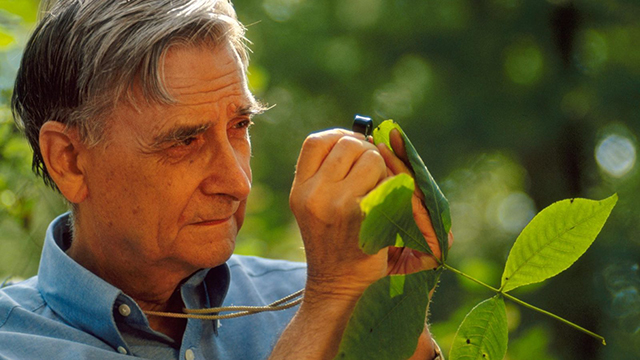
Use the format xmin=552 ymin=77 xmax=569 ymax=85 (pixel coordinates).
xmin=121 ymin=42 xmax=246 ymax=106
xmin=162 ymin=42 xmax=241 ymax=88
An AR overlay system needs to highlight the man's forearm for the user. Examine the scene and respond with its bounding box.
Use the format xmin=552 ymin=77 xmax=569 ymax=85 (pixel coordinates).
xmin=270 ymin=293 xmax=439 ymax=360
xmin=270 ymin=293 xmax=358 ymax=360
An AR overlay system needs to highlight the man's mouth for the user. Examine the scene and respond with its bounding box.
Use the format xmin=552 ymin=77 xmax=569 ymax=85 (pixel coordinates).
xmin=192 ymin=216 xmax=233 ymax=226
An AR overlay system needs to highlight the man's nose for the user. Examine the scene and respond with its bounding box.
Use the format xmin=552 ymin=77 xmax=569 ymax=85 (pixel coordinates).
xmin=200 ymin=140 xmax=251 ymax=201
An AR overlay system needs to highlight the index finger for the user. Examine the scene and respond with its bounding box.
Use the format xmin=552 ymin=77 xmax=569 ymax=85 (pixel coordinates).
xmin=294 ymin=129 xmax=365 ymax=183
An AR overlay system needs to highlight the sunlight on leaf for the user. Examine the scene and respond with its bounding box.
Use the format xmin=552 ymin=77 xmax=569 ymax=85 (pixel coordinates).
xmin=390 ymin=275 xmax=406 ymax=298
xmin=449 ymin=295 xmax=508 ymax=360
xmin=359 ymin=173 xmax=432 ymax=255
xmin=501 ymin=194 xmax=618 ymax=292
xmin=372 ymin=119 xmax=396 ymax=150
xmin=336 ymin=269 xmax=442 ymax=360
xmin=373 ymin=120 xmax=451 ymax=260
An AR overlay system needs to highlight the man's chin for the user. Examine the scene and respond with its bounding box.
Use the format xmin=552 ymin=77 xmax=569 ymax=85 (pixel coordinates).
xmin=178 ymin=248 xmax=233 ymax=273
xmin=174 ymin=220 xmax=239 ymax=268
xmin=186 ymin=236 xmax=237 ymax=269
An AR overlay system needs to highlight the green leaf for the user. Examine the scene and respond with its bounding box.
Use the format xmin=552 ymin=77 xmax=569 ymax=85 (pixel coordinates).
xmin=336 ymin=269 xmax=442 ymax=360
xmin=449 ymin=295 xmax=508 ymax=360
xmin=501 ymin=194 xmax=618 ymax=293
xmin=372 ymin=120 xmax=395 ymax=150
xmin=359 ymin=173 xmax=432 ymax=255
xmin=373 ymin=120 xmax=451 ymax=261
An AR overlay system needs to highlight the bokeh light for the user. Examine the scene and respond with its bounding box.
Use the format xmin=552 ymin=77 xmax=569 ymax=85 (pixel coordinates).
xmin=496 ymin=191 xmax=536 ymax=234
xmin=0 ymin=189 xmax=16 ymax=208
xmin=262 ymin=0 xmax=302 ymax=22
xmin=373 ymin=55 xmax=433 ymax=119
xmin=336 ymin=0 xmax=382 ymax=30
xmin=323 ymin=37 xmax=362 ymax=77
xmin=595 ymin=132 xmax=637 ymax=179
xmin=576 ymin=29 xmax=608 ymax=74
xmin=247 ymin=64 xmax=270 ymax=95
xmin=443 ymin=153 xmax=532 ymax=259
xmin=604 ymin=262 xmax=640 ymax=334
xmin=504 ymin=39 xmax=544 ymax=85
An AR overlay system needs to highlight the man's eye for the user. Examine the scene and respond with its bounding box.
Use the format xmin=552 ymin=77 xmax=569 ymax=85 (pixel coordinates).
xmin=172 ymin=137 xmax=197 ymax=148
xmin=234 ymin=119 xmax=254 ymax=129
xmin=181 ymin=137 xmax=196 ymax=146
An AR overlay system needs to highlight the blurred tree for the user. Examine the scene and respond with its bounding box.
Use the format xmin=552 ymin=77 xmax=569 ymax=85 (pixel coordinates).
xmin=0 ymin=0 xmax=67 ymax=282
xmin=1 ymin=0 xmax=639 ymax=358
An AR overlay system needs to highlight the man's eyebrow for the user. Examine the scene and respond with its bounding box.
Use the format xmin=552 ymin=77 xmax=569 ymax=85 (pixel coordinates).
xmin=237 ymin=100 xmax=271 ymax=117
xmin=150 ymin=123 xmax=211 ymax=149
xmin=147 ymin=101 xmax=269 ymax=150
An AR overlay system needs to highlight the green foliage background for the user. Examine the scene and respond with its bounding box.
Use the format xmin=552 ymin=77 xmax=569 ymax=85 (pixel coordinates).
xmin=1 ymin=0 xmax=639 ymax=359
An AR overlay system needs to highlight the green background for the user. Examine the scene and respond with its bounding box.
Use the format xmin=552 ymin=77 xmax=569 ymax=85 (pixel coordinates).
xmin=1 ymin=0 xmax=639 ymax=359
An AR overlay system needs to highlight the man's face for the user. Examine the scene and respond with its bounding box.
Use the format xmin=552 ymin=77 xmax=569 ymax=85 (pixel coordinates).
xmin=79 ymin=43 xmax=257 ymax=272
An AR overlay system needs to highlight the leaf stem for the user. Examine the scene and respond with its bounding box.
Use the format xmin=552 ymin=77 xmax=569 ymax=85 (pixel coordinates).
xmin=441 ymin=263 xmax=606 ymax=345
xmin=500 ymin=292 xmax=606 ymax=345
xmin=441 ymin=263 xmax=500 ymax=292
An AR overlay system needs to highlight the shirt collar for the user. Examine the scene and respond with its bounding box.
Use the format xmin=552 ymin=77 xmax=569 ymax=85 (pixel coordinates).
xmin=37 ymin=213 xmax=231 ymax=349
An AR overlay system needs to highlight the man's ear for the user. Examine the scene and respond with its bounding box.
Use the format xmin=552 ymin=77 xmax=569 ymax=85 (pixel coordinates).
xmin=39 ymin=121 xmax=88 ymax=204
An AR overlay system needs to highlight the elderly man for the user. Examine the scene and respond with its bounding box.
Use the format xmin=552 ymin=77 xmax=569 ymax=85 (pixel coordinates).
xmin=0 ymin=1 xmax=446 ymax=359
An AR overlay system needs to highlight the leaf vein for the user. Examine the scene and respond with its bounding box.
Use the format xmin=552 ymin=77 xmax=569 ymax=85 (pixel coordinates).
xmin=505 ymin=205 xmax=611 ymax=283
xmin=373 ymin=207 xmax=430 ymax=254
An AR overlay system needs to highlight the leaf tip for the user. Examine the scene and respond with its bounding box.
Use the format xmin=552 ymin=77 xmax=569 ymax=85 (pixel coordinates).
xmin=602 ymin=193 xmax=619 ymax=214
xmin=601 ymin=193 xmax=619 ymax=206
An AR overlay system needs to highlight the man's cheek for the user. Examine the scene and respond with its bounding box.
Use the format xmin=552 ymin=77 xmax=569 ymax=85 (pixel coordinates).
xmin=234 ymin=201 xmax=247 ymax=230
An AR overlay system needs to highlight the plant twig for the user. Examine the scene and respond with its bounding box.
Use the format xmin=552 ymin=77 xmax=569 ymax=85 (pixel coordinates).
xmin=441 ymin=263 xmax=500 ymax=292
xmin=441 ymin=263 xmax=606 ymax=345
xmin=500 ymin=291 xmax=606 ymax=345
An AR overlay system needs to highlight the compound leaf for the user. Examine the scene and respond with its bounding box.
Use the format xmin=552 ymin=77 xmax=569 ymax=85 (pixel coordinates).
xmin=449 ymin=295 xmax=508 ymax=360
xmin=359 ymin=173 xmax=432 ymax=255
xmin=501 ymin=194 xmax=618 ymax=293
xmin=336 ymin=269 xmax=442 ymax=360
xmin=373 ymin=120 xmax=451 ymax=261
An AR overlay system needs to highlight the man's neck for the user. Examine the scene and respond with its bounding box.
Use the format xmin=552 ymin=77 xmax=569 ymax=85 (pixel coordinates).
xmin=137 ymin=290 xmax=189 ymax=343
xmin=66 ymin=228 xmax=194 ymax=342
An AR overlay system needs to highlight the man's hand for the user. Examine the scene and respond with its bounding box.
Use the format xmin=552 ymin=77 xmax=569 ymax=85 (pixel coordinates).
xmin=290 ymin=128 xmax=452 ymax=296
xmin=289 ymin=129 xmax=389 ymax=299
xmin=272 ymin=128 xmax=450 ymax=360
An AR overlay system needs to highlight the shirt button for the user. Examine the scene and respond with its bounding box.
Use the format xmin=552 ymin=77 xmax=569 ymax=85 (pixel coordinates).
xmin=118 ymin=304 xmax=131 ymax=317
xmin=117 ymin=346 xmax=127 ymax=354
xmin=185 ymin=349 xmax=195 ymax=360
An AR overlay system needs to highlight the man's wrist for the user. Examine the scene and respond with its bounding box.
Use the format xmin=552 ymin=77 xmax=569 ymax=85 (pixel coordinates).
xmin=303 ymin=273 xmax=373 ymax=305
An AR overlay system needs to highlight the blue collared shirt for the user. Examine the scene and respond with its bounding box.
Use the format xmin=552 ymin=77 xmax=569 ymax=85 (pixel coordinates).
xmin=0 ymin=214 xmax=307 ymax=359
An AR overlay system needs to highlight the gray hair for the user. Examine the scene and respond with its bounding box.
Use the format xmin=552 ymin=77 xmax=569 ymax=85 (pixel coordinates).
xmin=12 ymin=0 xmax=248 ymax=190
